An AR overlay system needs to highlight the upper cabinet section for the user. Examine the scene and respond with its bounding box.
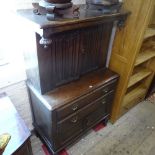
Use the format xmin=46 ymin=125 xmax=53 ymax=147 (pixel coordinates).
xmin=17 ymin=5 xmax=129 ymax=34
xmin=36 ymin=23 xmax=113 ymax=93
xmin=18 ymin=4 xmax=129 ymax=94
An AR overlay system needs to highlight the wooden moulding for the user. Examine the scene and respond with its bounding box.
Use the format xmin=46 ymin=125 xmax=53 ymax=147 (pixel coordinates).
xmin=144 ymin=28 xmax=155 ymax=40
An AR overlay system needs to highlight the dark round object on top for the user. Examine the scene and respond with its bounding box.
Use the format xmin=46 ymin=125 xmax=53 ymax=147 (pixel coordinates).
xmin=44 ymin=0 xmax=72 ymax=4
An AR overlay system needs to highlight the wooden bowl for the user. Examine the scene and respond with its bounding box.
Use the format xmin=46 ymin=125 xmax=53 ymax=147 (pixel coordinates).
xmin=44 ymin=0 xmax=72 ymax=4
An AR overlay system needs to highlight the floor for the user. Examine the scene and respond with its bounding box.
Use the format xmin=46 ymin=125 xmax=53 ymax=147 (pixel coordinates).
xmin=1 ymin=81 xmax=155 ymax=155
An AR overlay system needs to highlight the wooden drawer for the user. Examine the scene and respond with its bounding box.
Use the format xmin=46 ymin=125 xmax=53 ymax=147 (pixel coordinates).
xmin=57 ymin=91 xmax=114 ymax=144
xmin=56 ymin=80 xmax=117 ymax=120
xmin=83 ymin=91 xmax=114 ymax=128
xmin=57 ymin=114 xmax=83 ymax=144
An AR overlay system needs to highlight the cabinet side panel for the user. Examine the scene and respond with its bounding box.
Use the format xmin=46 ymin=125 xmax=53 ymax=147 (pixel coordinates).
xmin=27 ymin=85 xmax=53 ymax=145
xmin=24 ymin=31 xmax=41 ymax=93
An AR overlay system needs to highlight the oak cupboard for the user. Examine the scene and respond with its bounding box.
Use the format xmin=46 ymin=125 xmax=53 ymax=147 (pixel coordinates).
xmin=18 ymin=5 xmax=128 ymax=154
xmin=109 ymin=0 xmax=155 ymax=122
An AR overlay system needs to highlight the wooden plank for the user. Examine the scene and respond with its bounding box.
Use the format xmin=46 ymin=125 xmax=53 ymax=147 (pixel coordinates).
xmin=135 ymin=51 xmax=155 ymax=66
xmin=111 ymin=105 xmax=155 ymax=155
xmin=133 ymin=122 xmax=155 ymax=155
xmin=148 ymin=57 xmax=155 ymax=72
xmin=127 ymin=68 xmax=152 ymax=88
xmin=122 ymin=86 xmax=146 ymax=108
xmin=87 ymin=101 xmax=155 ymax=155
xmin=144 ymin=28 xmax=155 ymax=40
xmin=149 ymin=4 xmax=155 ymax=27
xmin=109 ymin=0 xmax=155 ymax=122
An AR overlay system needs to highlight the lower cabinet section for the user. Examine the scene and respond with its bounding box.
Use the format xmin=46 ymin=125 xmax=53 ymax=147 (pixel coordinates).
xmin=84 ymin=93 xmax=113 ymax=128
xmin=27 ymin=69 xmax=119 ymax=154
xmin=57 ymin=91 xmax=114 ymax=145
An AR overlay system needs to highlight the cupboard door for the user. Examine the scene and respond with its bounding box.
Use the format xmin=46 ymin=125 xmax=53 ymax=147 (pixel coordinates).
xmin=37 ymin=30 xmax=81 ymax=93
xmin=80 ymin=23 xmax=113 ymax=74
xmin=50 ymin=31 xmax=81 ymax=86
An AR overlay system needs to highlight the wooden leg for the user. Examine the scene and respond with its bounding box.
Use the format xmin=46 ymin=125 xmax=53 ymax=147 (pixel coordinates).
xmin=103 ymin=117 xmax=109 ymax=126
xmin=53 ymin=152 xmax=58 ymax=155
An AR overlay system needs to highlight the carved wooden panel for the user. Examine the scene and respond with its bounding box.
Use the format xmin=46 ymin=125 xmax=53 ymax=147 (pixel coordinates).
xmin=50 ymin=30 xmax=81 ymax=86
xmin=36 ymin=23 xmax=113 ymax=94
xmin=80 ymin=23 xmax=113 ymax=74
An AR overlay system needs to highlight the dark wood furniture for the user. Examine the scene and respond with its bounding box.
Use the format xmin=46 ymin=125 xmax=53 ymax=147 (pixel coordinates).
xmin=28 ymin=69 xmax=118 ymax=153
xmin=18 ymin=7 xmax=128 ymax=94
xmin=0 ymin=93 xmax=33 ymax=155
xmin=18 ymin=5 xmax=128 ymax=154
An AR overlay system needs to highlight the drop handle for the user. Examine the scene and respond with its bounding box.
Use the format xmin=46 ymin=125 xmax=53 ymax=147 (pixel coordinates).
xmin=103 ymin=89 xmax=109 ymax=93
xmin=89 ymin=85 xmax=93 ymax=88
xmin=81 ymin=48 xmax=86 ymax=54
xmin=102 ymin=100 xmax=106 ymax=105
xmin=72 ymin=104 xmax=78 ymax=111
xmin=70 ymin=116 xmax=78 ymax=123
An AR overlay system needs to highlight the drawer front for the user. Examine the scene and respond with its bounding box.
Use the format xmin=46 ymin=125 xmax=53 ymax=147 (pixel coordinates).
xmin=56 ymin=80 xmax=117 ymax=120
xmin=57 ymin=91 xmax=114 ymax=144
xmin=57 ymin=113 xmax=83 ymax=144
xmin=83 ymin=91 xmax=114 ymax=128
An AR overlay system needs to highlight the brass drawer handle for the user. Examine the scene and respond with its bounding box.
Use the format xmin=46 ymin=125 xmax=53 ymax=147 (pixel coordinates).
xmin=72 ymin=104 xmax=78 ymax=111
xmin=71 ymin=116 xmax=78 ymax=123
xmin=103 ymin=89 xmax=109 ymax=93
xmin=81 ymin=48 xmax=86 ymax=54
xmin=102 ymin=100 xmax=106 ymax=104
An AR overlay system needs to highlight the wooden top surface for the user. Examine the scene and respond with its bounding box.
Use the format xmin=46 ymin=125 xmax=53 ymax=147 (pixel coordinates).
xmin=0 ymin=93 xmax=31 ymax=155
xmin=17 ymin=5 xmax=129 ymax=29
xmin=28 ymin=68 xmax=119 ymax=110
